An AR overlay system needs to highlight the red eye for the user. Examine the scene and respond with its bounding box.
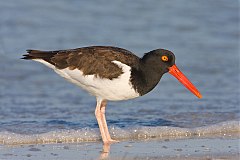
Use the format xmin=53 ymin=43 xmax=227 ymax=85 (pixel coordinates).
xmin=161 ymin=56 xmax=168 ymax=62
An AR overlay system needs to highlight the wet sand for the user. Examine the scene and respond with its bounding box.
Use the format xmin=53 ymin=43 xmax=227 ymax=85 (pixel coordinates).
xmin=0 ymin=138 xmax=239 ymax=160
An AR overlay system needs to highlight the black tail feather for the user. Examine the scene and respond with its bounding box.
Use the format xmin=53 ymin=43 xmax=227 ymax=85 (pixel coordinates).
xmin=21 ymin=49 xmax=58 ymax=62
xmin=21 ymin=53 xmax=34 ymax=60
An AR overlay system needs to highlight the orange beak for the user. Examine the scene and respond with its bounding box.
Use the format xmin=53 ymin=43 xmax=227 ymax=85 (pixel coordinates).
xmin=169 ymin=65 xmax=202 ymax=98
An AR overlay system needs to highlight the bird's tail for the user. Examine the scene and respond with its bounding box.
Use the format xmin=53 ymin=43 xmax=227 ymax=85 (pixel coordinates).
xmin=21 ymin=50 xmax=57 ymax=60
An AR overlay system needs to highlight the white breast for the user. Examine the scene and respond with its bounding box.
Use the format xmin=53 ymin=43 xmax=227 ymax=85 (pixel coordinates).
xmin=34 ymin=59 xmax=140 ymax=101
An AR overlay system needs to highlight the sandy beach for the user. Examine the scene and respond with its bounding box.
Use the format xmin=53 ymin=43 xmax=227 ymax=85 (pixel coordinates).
xmin=0 ymin=137 xmax=239 ymax=160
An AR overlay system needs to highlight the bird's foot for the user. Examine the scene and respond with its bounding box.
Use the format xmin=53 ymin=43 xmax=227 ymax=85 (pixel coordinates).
xmin=103 ymin=139 xmax=119 ymax=144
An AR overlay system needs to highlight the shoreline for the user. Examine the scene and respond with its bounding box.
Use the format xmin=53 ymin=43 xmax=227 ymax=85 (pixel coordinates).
xmin=1 ymin=120 xmax=239 ymax=145
xmin=0 ymin=137 xmax=239 ymax=160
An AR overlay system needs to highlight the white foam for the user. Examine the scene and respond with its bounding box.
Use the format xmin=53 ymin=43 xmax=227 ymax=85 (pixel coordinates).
xmin=0 ymin=121 xmax=239 ymax=145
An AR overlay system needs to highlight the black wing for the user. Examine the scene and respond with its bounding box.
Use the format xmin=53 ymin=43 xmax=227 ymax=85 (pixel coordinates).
xmin=22 ymin=46 xmax=140 ymax=79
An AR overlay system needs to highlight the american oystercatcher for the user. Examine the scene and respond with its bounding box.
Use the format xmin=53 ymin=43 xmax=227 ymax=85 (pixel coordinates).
xmin=22 ymin=46 xmax=202 ymax=144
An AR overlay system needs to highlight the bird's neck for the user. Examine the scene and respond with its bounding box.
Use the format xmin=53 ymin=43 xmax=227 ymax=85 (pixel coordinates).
xmin=130 ymin=61 xmax=165 ymax=96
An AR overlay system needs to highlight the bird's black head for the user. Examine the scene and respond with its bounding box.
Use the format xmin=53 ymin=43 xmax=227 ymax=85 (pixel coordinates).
xmin=141 ymin=49 xmax=175 ymax=73
xmin=140 ymin=48 xmax=202 ymax=99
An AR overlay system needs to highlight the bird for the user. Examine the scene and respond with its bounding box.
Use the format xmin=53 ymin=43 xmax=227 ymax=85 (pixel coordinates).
xmin=22 ymin=46 xmax=202 ymax=144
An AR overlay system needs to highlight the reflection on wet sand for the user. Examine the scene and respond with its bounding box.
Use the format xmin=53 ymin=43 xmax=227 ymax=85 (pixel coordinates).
xmin=99 ymin=143 xmax=111 ymax=160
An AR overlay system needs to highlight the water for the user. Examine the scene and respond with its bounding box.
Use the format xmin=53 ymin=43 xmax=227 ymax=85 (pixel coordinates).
xmin=0 ymin=0 xmax=239 ymax=144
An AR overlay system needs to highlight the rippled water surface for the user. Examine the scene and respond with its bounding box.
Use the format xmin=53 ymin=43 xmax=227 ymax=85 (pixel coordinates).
xmin=0 ymin=0 xmax=239 ymax=144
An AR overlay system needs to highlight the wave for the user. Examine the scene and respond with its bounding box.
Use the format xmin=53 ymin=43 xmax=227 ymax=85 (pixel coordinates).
xmin=0 ymin=121 xmax=239 ymax=145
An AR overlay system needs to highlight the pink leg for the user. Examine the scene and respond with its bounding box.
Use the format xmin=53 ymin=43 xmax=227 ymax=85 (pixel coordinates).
xmin=95 ymin=98 xmax=107 ymax=142
xmin=95 ymin=98 xmax=119 ymax=144
xmin=100 ymin=100 xmax=119 ymax=142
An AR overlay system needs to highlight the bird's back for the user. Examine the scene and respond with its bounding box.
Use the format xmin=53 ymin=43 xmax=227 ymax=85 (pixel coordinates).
xmin=23 ymin=46 xmax=140 ymax=79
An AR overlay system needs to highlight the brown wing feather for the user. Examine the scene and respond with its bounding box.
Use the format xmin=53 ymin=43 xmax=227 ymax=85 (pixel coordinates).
xmin=22 ymin=46 xmax=140 ymax=79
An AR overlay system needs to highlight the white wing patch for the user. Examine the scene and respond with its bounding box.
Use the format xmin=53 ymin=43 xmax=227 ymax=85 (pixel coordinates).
xmin=34 ymin=59 xmax=140 ymax=101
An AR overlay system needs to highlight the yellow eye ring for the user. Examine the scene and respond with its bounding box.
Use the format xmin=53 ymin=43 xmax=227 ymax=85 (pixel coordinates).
xmin=161 ymin=56 xmax=168 ymax=62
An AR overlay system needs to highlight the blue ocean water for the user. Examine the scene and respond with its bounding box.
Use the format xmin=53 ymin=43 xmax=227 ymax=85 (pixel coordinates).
xmin=0 ymin=0 xmax=239 ymax=144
